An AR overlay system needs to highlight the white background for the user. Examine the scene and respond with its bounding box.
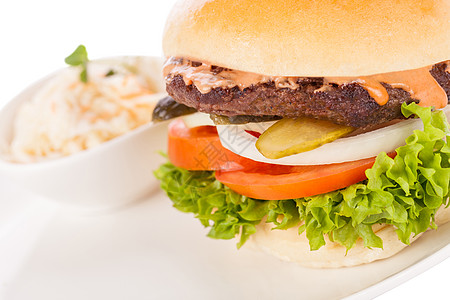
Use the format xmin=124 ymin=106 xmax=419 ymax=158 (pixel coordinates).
xmin=0 ymin=1 xmax=447 ymax=299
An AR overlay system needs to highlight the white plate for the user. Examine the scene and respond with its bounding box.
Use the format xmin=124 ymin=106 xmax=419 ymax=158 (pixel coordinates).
xmin=0 ymin=123 xmax=448 ymax=300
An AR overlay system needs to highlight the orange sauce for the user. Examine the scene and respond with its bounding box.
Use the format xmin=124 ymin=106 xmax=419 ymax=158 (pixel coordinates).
xmin=325 ymin=66 xmax=447 ymax=108
xmin=164 ymin=57 xmax=449 ymax=109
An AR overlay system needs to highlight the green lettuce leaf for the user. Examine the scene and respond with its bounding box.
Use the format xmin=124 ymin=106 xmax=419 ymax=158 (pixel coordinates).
xmin=154 ymin=103 xmax=450 ymax=251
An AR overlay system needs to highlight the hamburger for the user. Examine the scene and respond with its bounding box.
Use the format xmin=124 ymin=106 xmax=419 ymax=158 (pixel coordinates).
xmin=154 ymin=0 xmax=450 ymax=268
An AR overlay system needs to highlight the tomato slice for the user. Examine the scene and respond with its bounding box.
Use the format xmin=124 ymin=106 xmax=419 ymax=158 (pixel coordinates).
xmin=215 ymin=157 xmax=378 ymax=200
xmin=168 ymin=118 xmax=390 ymax=200
xmin=168 ymin=118 xmax=266 ymax=171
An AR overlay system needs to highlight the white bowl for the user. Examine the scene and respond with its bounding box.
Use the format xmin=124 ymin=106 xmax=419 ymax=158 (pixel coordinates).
xmin=0 ymin=56 xmax=169 ymax=210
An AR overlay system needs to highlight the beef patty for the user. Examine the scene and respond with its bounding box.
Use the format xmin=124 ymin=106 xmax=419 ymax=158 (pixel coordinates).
xmin=166 ymin=61 xmax=450 ymax=128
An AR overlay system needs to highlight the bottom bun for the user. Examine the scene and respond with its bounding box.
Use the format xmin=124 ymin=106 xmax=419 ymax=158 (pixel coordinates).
xmin=247 ymin=205 xmax=450 ymax=268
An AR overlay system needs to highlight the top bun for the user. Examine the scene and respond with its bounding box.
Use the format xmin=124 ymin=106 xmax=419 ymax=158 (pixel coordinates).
xmin=163 ymin=0 xmax=450 ymax=77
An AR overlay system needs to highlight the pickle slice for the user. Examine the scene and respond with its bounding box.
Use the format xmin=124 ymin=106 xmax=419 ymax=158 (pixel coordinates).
xmin=210 ymin=114 xmax=281 ymax=125
xmin=255 ymin=117 xmax=354 ymax=159
xmin=152 ymin=96 xmax=196 ymax=122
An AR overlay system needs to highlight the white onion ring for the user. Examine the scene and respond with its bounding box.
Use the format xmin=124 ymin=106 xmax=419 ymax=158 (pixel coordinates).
xmin=216 ymin=106 xmax=450 ymax=165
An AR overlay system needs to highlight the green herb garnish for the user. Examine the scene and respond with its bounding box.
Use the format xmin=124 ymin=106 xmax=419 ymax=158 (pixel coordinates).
xmin=65 ymin=45 xmax=89 ymax=83
xmin=105 ymin=69 xmax=116 ymax=77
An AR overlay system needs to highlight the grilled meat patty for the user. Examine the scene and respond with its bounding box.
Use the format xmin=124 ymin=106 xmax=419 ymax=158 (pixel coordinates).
xmin=166 ymin=61 xmax=449 ymax=128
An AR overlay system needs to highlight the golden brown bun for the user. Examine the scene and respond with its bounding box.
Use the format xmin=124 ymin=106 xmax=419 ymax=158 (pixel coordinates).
xmin=247 ymin=205 xmax=450 ymax=268
xmin=163 ymin=0 xmax=450 ymax=76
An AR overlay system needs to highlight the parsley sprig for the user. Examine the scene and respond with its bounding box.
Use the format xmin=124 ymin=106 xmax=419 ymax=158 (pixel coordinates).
xmin=65 ymin=45 xmax=89 ymax=83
